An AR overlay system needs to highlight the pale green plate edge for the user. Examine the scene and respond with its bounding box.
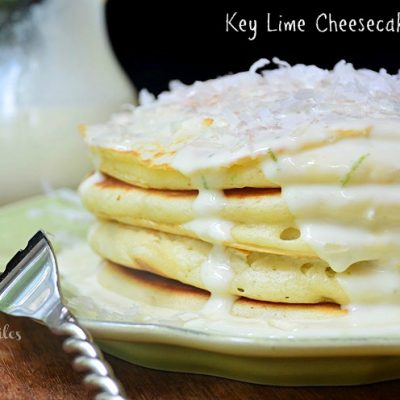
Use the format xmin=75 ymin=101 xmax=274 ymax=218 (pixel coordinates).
xmin=1 ymin=193 xmax=400 ymax=386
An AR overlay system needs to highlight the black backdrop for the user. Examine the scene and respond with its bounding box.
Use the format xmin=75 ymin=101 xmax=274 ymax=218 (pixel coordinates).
xmin=106 ymin=2 xmax=400 ymax=95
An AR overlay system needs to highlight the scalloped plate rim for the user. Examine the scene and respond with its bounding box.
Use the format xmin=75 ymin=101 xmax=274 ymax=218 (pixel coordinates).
xmin=81 ymin=318 xmax=400 ymax=357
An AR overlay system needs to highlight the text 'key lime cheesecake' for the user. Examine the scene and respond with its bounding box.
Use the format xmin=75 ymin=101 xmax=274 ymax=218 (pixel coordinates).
xmin=79 ymin=58 xmax=400 ymax=317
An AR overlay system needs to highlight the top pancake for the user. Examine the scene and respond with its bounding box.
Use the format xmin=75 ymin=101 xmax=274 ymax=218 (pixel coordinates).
xmin=82 ymin=60 xmax=400 ymax=190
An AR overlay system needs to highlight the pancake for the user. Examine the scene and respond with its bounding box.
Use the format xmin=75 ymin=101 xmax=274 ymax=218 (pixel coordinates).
xmin=84 ymin=134 xmax=400 ymax=190
xmin=80 ymin=173 xmax=400 ymax=260
xmin=79 ymin=173 xmax=313 ymax=257
xmin=86 ymin=144 xmax=275 ymax=190
xmin=99 ymin=260 xmax=346 ymax=319
xmin=89 ymin=219 xmax=349 ymax=304
xmin=79 ymin=174 xmax=290 ymax=225
xmin=82 ymin=61 xmax=400 ymax=190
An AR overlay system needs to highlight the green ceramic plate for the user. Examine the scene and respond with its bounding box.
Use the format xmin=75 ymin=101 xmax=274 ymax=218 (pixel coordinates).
xmin=1 ymin=192 xmax=400 ymax=386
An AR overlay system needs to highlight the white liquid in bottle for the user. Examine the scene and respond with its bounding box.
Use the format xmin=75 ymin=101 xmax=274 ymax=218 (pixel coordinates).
xmin=0 ymin=0 xmax=135 ymax=204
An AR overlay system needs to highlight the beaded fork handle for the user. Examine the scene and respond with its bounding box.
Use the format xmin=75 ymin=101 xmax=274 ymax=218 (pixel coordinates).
xmin=51 ymin=306 xmax=127 ymax=400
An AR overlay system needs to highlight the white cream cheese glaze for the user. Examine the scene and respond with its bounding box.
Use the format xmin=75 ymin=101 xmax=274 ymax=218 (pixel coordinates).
xmin=262 ymin=139 xmax=400 ymax=273
xmin=181 ymin=187 xmax=238 ymax=315
xmin=337 ymin=260 xmax=400 ymax=304
xmin=183 ymin=189 xmax=233 ymax=242
xmin=186 ymin=190 xmax=237 ymax=315
xmin=199 ymin=245 xmax=238 ymax=317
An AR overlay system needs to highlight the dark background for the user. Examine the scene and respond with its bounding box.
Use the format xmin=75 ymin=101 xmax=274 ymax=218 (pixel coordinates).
xmin=105 ymin=2 xmax=400 ymax=95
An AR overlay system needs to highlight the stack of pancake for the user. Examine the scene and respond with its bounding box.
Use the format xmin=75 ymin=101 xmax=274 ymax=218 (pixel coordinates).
xmin=79 ymin=59 xmax=400 ymax=319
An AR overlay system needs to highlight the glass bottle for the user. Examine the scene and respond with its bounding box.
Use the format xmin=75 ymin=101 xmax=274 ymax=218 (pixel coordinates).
xmin=0 ymin=0 xmax=135 ymax=204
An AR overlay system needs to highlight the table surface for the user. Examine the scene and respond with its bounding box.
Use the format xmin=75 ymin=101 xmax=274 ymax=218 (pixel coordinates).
xmin=1 ymin=313 xmax=399 ymax=400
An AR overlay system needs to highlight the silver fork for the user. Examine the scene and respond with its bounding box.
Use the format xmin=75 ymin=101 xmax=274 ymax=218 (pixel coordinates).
xmin=0 ymin=231 xmax=127 ymax=400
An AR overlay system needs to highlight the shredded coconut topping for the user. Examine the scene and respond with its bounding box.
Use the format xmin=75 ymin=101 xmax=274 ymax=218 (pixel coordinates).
xmin=85 ymin=59 xmax=400 ymax=173
xmin=249 ymin=58 xmax=270 ymax=73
